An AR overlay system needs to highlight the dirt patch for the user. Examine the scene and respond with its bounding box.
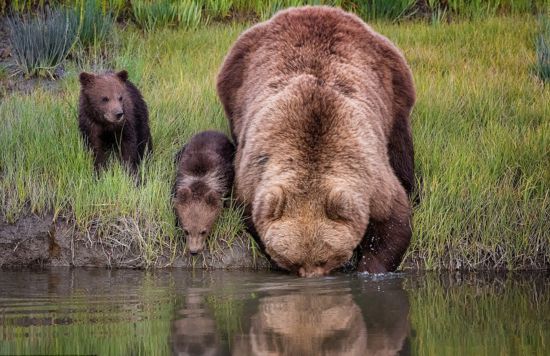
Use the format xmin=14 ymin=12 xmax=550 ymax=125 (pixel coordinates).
xmin=0 ymin=214 xmax=271 ymax=270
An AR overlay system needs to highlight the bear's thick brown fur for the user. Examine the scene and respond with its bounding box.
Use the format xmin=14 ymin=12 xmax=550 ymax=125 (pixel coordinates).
xmin=217 ymin=6 xmax=415 ymax=276
xmin=78 ymin=70 xmax=152 ymax=174
xmin=172 ymin=131 xmax=235 ymax=254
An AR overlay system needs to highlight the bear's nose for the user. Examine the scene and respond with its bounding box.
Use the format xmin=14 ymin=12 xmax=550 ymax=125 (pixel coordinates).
xmin=189 ymin=250 xmax=199 ymax=256
xmin=115 ymin=112 xmax=124 ymax=119
xmin=298 ymin=266 xmax=326 ymax=278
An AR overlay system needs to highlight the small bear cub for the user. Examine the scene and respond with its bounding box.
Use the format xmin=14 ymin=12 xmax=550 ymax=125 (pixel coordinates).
xmin=173 ymin=131 xmax=235 ymax=255
xmin=78 ymin=70 xmax=152 ymax=174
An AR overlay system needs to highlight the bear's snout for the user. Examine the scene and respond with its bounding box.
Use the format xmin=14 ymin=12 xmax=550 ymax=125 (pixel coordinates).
xmin=298 ymin=265 xmax=328 ymax=278
xmin=187 ymin=236 xmax=206 ymax=255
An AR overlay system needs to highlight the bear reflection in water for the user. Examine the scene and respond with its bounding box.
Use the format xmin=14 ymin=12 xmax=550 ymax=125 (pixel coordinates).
xmin=232 ymin=293 xmax=369 ymax=355
xmin=171 ymin=291 xmax=221 ymax=356
xmin=171 ymin=278 xmax=410 ymax=356
xmin=233 ymin=279 xmax=410 ymax=355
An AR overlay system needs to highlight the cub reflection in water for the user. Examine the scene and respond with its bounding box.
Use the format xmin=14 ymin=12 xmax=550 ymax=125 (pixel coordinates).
xmin=171 ymin=291 xmax=221 ymax=356
xmin=232 ymin=278 xmax=410 ymax=356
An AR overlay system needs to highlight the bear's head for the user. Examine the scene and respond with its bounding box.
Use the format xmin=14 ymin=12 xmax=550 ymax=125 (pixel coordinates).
xmin=173 ymin=186 xmax=222 ymax=255
xmin=252 ymin=182 xmax=369 ymax=277
xmin=79 ymin=70 xmax=129 ymax=126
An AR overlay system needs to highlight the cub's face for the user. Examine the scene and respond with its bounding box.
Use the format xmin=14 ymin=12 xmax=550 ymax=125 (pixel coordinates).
xmin=253 ymin=185 xmax=368 ymax=277
xmin=79 ymin=70 xmax=129 ymax=125
xmin=173 ymin=187 xmax=222 ymax=255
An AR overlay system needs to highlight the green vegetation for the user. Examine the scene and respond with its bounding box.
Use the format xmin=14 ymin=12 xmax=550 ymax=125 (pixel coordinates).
xmin=131 ymin=0 xmax=202 ymax=31
xmin=2 ymin=0 xmax=547 ymax=21
xmin=0 ymin=5 xmax=548 ymax=269
xmin=400 ymin=17 xmax=549 ymax=269
xmin=6 ymin=2 xmax=118 ymax=77
xmin=1 ymin=23 xmax=251 ymax=266
xmin=76 ymin=0 xmax=116 ymax=48
xmin=6 ymin=8 xmax=78 ymax=78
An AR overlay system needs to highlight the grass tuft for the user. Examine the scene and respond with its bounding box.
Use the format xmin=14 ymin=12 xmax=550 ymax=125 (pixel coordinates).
xmin=75 ymin=0 xmax=116 ymax=48
xmin=131 ymin=0 xmax=202 ymax=31
xmin=355 ymin=0 xmax=416 ymax=21
xmin=7 ymin=7 xmax=78 ymax=78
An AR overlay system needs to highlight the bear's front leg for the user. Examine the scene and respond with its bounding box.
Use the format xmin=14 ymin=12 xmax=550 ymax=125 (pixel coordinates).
xmin=358 ymin=195 xmax=412 ymax=273
xmin=89 ymin=136 xmax=107 ymax=172
xmin=120 ymin=134 xmax=139 ymax=175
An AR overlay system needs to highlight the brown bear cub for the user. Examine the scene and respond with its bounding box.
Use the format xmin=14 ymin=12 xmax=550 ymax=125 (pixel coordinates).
xmin=78 ymin=70 xmax=152 ymax=174
xmin=172 ymin=131 xmax=235 ymax=255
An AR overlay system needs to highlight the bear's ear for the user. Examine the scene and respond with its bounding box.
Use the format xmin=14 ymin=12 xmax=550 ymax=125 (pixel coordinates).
xmin=253 ymin=186 xmax=286 ymax=224
xmin=326 ymin=189 xmax=356 ymax=222
xmin=79 ymin=72 xmax=95 ymax=86
xmin=176 ymin=187 xmax=192 ymax=203
xmin=116 ymin=70 xmax=128 ymax=82
xmin=205 ymin=190 xmax=221 ymax=208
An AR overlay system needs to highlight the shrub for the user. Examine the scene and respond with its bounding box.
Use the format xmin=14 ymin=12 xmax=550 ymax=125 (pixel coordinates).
xmin=7 ymin=7 xmax=78 ymax=78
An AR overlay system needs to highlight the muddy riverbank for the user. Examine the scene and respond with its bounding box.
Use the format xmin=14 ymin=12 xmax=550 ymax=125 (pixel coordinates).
xmin=0 ymin=214 xmax=270 ymax=269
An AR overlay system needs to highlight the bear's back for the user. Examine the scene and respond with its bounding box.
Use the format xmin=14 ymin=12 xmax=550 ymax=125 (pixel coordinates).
xmin=175 ymin=131 xmax=234 ymax=193
xmin=218 ymin=6 xmax=414 ymax=143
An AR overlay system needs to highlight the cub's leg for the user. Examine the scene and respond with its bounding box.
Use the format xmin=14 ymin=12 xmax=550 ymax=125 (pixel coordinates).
xmin=120 ymin=131 xmax=139 ymax=175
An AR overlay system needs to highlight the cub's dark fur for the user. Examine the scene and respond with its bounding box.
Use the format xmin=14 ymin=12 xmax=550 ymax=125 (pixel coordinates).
xmin=78 ymin=70 xmax=152 ymax=174
xmin=172 ymin=131 xmax=235 ymax=254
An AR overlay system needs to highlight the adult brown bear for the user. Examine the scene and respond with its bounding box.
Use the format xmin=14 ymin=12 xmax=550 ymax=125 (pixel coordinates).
xmin=217 ymin=6 xmax=415 ymax=277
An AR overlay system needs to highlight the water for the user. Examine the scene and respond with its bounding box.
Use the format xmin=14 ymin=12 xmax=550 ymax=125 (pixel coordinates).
xmin=0 ymin=269 xmax=548 ymax=355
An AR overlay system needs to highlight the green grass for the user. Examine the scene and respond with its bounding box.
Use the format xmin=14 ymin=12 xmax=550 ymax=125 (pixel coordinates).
xmin=394 ymin=17 xmax=550 ymax=269
xmin=0 ymin=16 xmax=549 ymax=269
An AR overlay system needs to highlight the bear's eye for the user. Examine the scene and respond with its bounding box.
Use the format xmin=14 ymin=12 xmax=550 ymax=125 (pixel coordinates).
xmin=182 ymin=229 xmax=189 ymax=235
xmin=118 ymin=96 xmax=123 ymax=101
xmin=200 ymin=230 xmax=207 ymax=235
xmin=102 ymin=97 xmax=109 ymax=102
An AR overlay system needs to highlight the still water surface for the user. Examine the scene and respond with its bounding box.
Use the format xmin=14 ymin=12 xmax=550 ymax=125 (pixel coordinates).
xmin=0 ymin=269 xmax=548 ymax=355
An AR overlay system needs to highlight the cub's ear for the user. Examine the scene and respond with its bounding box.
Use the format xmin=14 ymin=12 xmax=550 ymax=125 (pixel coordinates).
xmin=326 ymin=189 xmax=356 ymax=222
xmin=116 ymin=70 xmax=128 ymax=82
xmin=253 ymin=186 xmax=285 ymax=224
xmin=205 ymin=190 xmax=221 ymax=208
xmin=176 ymin=187 xmax=192 ymax=203
xmin=79 ymin=72 xmax=95 ymax=86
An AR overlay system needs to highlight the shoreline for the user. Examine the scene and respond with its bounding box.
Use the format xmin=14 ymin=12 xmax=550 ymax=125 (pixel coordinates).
xmin=0 ymin=214 xmax=271 ymax=270
xmin=2 ymin=214 xmax=548 ymax=272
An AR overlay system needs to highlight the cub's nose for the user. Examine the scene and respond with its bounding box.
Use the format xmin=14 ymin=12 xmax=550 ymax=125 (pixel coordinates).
xmin=189 ymin=250 xmax=199 ymax=256
xmin=115 ymin=112 xmax=124 ymax=119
